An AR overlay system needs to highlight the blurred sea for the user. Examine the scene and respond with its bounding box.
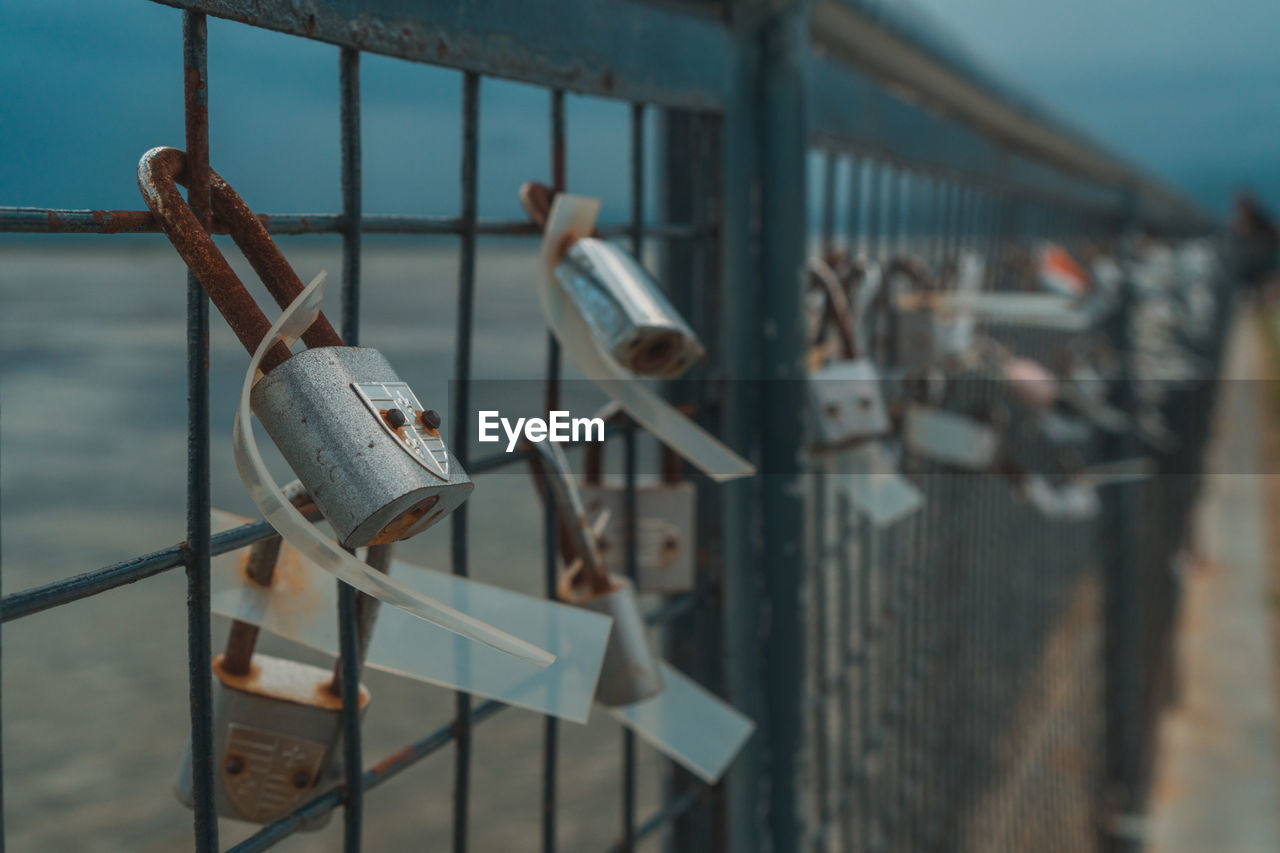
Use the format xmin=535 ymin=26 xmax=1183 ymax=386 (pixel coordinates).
xmin=0 ymin=240 xmax=663 ymax=851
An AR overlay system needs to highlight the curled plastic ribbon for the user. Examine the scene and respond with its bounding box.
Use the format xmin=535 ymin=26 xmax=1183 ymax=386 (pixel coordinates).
xmin=232 ymin=271 xmax=554 ymax=668
xmin=538 ymin=196 xmax=755 ymax=483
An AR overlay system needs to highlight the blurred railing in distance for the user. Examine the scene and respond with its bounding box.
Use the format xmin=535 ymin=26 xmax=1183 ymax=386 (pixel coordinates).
xmin=0 ymin=1 xmax=1221 ymax=852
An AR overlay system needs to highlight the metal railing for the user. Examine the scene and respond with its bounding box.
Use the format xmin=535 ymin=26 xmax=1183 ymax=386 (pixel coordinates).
xmin=0 ymin=1 xmax=1220 ymax=851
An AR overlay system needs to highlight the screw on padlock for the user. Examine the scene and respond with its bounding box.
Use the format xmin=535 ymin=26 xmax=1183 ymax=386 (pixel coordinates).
xmin=578 ymin=409 xmax=698 ymax=594
xmin=805 ymin=257 xmax=892 ymax=449
xmin=519 ymin=181 xmax=705 ymax=379
xmin=138 ymin=147 xmax=472 ymax=548
xmin=526 ymin=438 xmax=664 ymax=707
xmin=175 ymin=483 xmax=386 ymax=826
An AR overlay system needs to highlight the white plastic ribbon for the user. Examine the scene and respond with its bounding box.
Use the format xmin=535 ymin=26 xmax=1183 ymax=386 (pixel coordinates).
xmin=232 ymin=271 xmax=554 ymax=668
xmin=537 ymin=196 xmax=755 ymax=483
xmin=609 ymin=663 xmax=755 ymax=783
xmin=209 ymin=511 xmax=608 ymax=723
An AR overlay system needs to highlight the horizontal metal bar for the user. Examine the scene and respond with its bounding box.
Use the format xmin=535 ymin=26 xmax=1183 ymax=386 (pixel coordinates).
xmin=806 ymin=58 xmax=1123 ymax=216
xmin=811 ymin=0 xmax=1212 ymax=228
xmin=149 ymin=0 xmax=731 ymax=109
xmin=0 ymin=207 xmax=701 ymax=239
xmin=0 ymin=520 xmax=274 ymax=623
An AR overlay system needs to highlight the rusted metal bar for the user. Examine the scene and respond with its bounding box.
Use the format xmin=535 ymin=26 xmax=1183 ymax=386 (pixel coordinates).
xmin=0 ymin=207 xmax=702 ymax=238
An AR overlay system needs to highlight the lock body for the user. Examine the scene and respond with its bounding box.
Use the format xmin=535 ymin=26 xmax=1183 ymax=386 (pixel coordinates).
xmin=579 ymin=481 xmax=697 ymax=594
xmin=251 ymin=346 xmax=473 ymax=548
xmin=808 ymin=358 xmax=890 ymax=448
xmin=556 ymin=237 xmax=705 ymax=378
xmin=175 ymin=653 xmax=370 ymax=824
xmin=561 ymin=578 xmax=664 ymax=707
xmin=893 ymin=309 xmax=938 ymax=371
xmin=903 ymin=405 xmax=999 ymax=470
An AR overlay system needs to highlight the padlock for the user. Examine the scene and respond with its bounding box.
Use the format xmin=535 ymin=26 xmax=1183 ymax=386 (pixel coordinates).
xmin=880 ymin=255 xmax=939 ymax=372
xmin=578 ymin=430 xmax=697 ymax=594
xmin=526 ymin=439 xmax=664 ymax=707
xmin=520 ymin=182 xmax=704 ymax=379
xmin=931 ymin=252 xmax=984 ymax=360
xmin=805 ymin=257 xmax=891 ymax=448
xmin=175 ymin=485 xmax=384 ymax=825
xmin=139 ymin=147 xmax=472 ymax=548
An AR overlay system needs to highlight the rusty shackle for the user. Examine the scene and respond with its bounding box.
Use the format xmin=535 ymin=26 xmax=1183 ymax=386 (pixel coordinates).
xmin=137 ymin=146 xmax=343 ymax=372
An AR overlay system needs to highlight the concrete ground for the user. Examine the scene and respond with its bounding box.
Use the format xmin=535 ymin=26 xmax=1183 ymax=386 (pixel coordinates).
xmin=1148 ymin=314 xmax=1280 ymax=851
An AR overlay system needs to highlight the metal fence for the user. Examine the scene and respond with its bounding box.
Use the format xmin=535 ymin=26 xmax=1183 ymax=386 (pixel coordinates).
xmin=0 ymin=1 xmax=1222 ymax=852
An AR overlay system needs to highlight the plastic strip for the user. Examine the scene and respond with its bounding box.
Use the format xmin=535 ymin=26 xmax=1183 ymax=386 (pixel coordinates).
xmin=210 ymin=511 xmax=608 ymax=723
xmin=537 ymin=195 xmax=755 ymax=483
xmin=231 ymin=272 xmax=554 ymax=667
xmin=837 ymin=443 xmax=923 ymax=527
xmin=608 ymin=662 xmax=756 ymax=784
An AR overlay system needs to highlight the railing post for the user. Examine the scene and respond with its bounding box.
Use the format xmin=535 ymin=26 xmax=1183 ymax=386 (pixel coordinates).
xmin=758 ymin=2 xmax=810 ymax=850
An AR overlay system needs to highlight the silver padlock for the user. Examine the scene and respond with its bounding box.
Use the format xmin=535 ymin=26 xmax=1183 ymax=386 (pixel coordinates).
xmin=521 ymin=181 xmax=704 ymax=379
xmin=806 ymin=258 xmax=891 ymax=448
xmin=251 ymin=349 xmax=472 ymax=547
xmin=579 ymin=435 xmax=697 ymax=594
xmin=175 ymin=489 xmax=386 ymax=825
xmin=527 ymin=439 xmax=665 ymax=707
xmin=139 ymin=146 xmax=472 ymax=549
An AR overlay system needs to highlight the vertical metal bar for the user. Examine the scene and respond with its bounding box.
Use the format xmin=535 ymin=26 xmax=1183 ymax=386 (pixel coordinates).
xmin=718 ymin=22 xmax=764 ymax=853
xmin=758 ymin=6 xmax=809 ymax=849
xmin=337 ymin=45 xmax=365 ymax=853
xmin=451 ymin=70 xmax=482 ymax=853
xmin=846 ymin=156 xmax=863 ymax=253
xmin=541 ymin=87 xmax=566 ymax=853
xmin=181 ymin=13 xmax=217 ymax=852
xmin=820 ymin=149 xmax=836 ymax=256
xmin=619 ymin=100 xmax=645 ymax=853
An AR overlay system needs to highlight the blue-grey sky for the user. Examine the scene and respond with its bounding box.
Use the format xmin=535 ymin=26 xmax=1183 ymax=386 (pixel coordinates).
xmin=2 ymin=0 xmax=1277 ymax=219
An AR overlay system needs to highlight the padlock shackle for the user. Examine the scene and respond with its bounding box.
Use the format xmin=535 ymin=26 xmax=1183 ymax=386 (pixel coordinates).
xmin=525 ymin=440 xmax=613 ymax=595
xmin=137 ymin=147 xmax=343 ymax=371
xmin=519 ymin=180 xmax=603 ymax=240
xmin=807 ymin=257 xmax=860 ymax=360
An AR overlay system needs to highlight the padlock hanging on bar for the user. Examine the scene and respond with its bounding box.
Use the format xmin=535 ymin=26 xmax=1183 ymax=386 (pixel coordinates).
xmin=579 ymin=407 xmax=698 ymax=595
xmin=521 ymin=181 xmax=704 ymax=379
xmin=805 ymin=256 xmax=893 ymax=450
xmin=526 ymin=437 xmax=665 ymax=707
xmin=525 ymin=441 xmax=755 ymax=782
xmin=138 ymin=146 xmax=470 ymax=549
xmin=520 ymin=184 xmax=755 ymax=483
xmin=176 ymin=487 xmax=382 ymax=827
xmin=139 ymin=147 xmax=551 ymax=666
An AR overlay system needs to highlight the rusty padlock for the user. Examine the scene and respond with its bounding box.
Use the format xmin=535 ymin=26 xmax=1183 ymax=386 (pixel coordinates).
xmin=526 ymin=439 xmax=664 ymax=707
xmin=138 ymin=147 xmax=471 ymax=548
xmin=520 ymin=182 xmax=704 ymax=378
xmin=175 ymin=485 xmax=383 ymax=825
xmin=806 ymin=257 xmax=891 ymax=449
xmin=578 ymin=422 xmax=697 ymax=594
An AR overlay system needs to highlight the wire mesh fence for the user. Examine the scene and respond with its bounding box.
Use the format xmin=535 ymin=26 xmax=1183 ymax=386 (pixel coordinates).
xmin=0 ymin=1 xmax=1225 ymax=851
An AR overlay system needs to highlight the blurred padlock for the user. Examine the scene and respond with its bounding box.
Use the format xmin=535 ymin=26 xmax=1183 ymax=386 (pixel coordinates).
xmin=806 ymin=258 xmax=891 ymax=448
xmin=175 ymin=486 xmax=384 ymax=825
xmin=139 ymin=147 xmax=472 ymax=548
xmin=527 ymin=439 xmax=665 ymax=707
xmin=520 ymin=181 xmax=704 ymax=379
xmin=579 ymin=429 xmax=696 ymax=594
xmin=881 ymin=255 xmax=939 ymax=372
